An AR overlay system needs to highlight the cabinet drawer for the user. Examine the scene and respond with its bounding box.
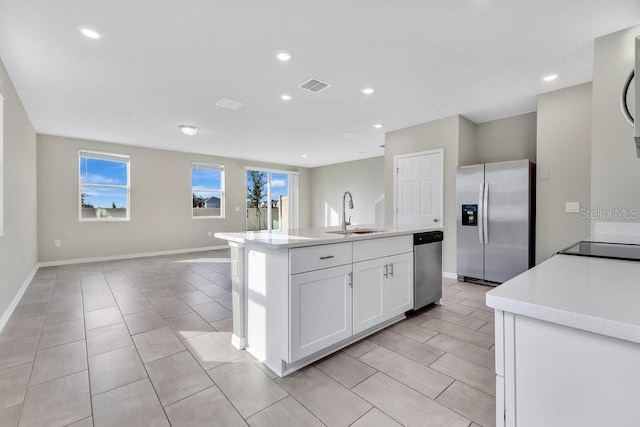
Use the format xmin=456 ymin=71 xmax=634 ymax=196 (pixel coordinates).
xmin=353 ymin=235 xmax=413 ymax=263
xmin=290 ymin=242 xmax=352 ymax=274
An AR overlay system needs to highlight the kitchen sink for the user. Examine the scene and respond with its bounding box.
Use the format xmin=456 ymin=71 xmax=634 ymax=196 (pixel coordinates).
xmin=326 ymin=228 xmax=386 ymax=235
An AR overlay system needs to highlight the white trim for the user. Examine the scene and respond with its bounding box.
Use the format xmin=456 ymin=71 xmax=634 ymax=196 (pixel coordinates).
xmin=78 ymin=149 xmax=130 ymax=161
xmin=38 ymin=245 xmax=229 ymax=267
xmin=79 ymin=150 xmax=131 ymax=222
xmin=191 ymin=162 xmax=225 ymax=219
xmin=231 ymin=334 xmax=247 ymax=350
xmin=443 ymin=271 xmax=458 ymax=280
xmin=244 ymin=166 xmax=300 ymax=175
xmin=393 ymin=148 xmax=444 ymax=225
xmin=0 ymin=264 xmax=39 ymax=332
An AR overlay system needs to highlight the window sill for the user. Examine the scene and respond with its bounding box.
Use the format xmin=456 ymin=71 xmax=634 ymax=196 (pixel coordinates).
xmin=79 ymin=218 xmax=130 ymax=222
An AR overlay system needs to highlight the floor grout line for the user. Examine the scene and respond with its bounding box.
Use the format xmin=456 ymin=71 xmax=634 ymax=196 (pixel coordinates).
xmin=5 ymin=252 xmax=495 ymax=427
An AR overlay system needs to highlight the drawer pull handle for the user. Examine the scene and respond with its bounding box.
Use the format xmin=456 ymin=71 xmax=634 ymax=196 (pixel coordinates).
xmin=384 ymin=264 xmax=389 ymax=278
xmin=319 ymin=255 xmax=335 ymax=260
xmin=389 ymin=262 xmax=394 ymax=277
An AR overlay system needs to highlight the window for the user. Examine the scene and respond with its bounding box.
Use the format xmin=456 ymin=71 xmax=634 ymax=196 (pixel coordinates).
xmin=79 ymin=150 xmax=130 ymax=221
xmin=246 ymin=167 xmax=298 ymax=232
xmin=192 ymin=162 xmax=224 ymax=218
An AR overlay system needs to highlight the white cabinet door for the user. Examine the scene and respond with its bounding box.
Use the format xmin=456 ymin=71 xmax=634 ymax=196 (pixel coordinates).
xmin=289 ymin=264 xmax=353 ymax=362
xmin=386 ymin=252 xmax=414 ymax=318
xmin=353 ymin=258 xmax=385 ymax=334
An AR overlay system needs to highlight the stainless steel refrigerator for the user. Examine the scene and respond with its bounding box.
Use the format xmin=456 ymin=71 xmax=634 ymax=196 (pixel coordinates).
xmin=456 ymin=159 xmax=535 ymax=285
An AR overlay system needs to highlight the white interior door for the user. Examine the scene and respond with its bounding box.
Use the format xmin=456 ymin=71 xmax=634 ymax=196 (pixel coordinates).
xmin=395 ymin=150 xmax=443 ymax=225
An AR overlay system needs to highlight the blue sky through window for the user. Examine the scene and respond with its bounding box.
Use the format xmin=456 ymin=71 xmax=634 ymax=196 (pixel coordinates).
xmin=246 ymin=171 xmax=288 ymax=202
xmin=80 ymin=157 xmax=128 ymax=208
xmin=271 ymin=173 xmax=288 ymax=201
xmin=192 ymin=167 xmax=221 ymax=191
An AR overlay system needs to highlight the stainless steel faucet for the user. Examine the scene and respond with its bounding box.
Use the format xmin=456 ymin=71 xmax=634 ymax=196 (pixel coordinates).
xmin=342 ymin=191 xmax=354 ymax=231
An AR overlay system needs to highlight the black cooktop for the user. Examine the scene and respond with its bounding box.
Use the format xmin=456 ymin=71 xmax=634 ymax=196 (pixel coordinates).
xmin=558 ymin=241 xmax=640 ymax=262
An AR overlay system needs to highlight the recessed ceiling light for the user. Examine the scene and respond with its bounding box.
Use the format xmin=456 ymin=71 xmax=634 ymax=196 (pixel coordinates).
xmin=78 ymin=26 xmax=104 ymax=40
xmin=302 ymin=154 xmax=308 ymax=158
xmin=373 ymin=124 xmax=383 ymax=129
xmin=275 ymin=50 xmax=291 ymax=62
xmin=280 ymin=94 xmax=292 ymax=101
xmin=541 ymin=74 xmax=558 ymax=82
xmin=178 ymin=125 xmax=198 ymax=136
xmin=361 ymin=87 xmax=375 ymax=95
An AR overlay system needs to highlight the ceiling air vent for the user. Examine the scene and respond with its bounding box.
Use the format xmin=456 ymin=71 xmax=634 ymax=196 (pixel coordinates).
xmin=215 ymin=98 xmax=244 ymax=110
xmin=299 ymin=78 xmax=331 ymax=93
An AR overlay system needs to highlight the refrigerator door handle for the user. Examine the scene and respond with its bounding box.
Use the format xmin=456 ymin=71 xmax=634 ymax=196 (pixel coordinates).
xmin=483 ymin=182 xmax=489 ymax=245
xmin=478 ymin=182 xmax=485 ymax=244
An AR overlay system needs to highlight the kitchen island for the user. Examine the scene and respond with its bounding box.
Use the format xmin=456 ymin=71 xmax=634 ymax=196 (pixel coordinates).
xmin=486 ymin=254 xmax=640 ymax=427
xmin=215 ymin=225 xmax=441 ymax=376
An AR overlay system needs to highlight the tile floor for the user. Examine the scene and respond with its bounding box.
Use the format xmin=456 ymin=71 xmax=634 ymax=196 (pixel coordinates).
xmin=0 ymin=250 xmax=496 ymax=427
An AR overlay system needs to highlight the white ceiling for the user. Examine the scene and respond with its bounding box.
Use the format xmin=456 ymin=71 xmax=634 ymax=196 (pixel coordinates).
xmin=0 ymin=1 xmax=639 ymax=168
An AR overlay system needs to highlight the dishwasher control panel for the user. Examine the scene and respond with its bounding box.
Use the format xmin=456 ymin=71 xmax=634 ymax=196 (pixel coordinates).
xmin=414 ymin=231 xmax=443 ymax=245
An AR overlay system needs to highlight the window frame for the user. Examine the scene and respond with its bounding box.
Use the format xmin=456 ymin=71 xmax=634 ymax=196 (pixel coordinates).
xmin=78 ymin=150 xmax=131 ymax=222
xmin=245 ymin=166 xmax=299 ymax=231
xmin=191 ymin=162 xmax=225 ymax=219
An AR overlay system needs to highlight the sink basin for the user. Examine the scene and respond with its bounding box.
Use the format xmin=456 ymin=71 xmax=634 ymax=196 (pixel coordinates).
xmin=326 ymin=228 xmax=386 ymax=235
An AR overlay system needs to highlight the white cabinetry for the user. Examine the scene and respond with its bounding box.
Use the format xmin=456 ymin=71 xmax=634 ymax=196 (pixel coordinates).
xmin=290 ymin=264 xmax=352 ymax=361
xmin=494 ymin=309 xmax=640 ymax=427
xmin=352 ymin=258 xmax=385 ymax=334
xmin=352 ymin=236 xmax=414 ymax=334
xmin=352 ymin=251 xmax=413 ymax=334
xmin=249 ymin=234 xmax=417 ymax=376
xmin=385 ymin=252 xmax=414 ymax=317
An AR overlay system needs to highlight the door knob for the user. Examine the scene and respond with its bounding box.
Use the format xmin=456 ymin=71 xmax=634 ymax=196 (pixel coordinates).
xmin=433 ymin=218 xmax=439 ymax=223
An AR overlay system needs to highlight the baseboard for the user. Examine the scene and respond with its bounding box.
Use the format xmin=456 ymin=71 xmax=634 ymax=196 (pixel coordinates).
xmin=0 ymin=264 xmax=39 ymax=332
xmin=38 ymin=245 xmax=229 ymax=267
xmin=442 ymin=271 xmax=458 ymax=280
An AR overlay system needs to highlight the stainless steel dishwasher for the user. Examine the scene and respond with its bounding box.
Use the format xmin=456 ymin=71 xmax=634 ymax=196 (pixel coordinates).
xmin=413 ymin=231 xmax=443 ymax=310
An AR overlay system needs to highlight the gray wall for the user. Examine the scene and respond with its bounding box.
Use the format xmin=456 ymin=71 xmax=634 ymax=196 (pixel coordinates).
xmin=37 ymin=135 xmax=310 ymax=262
xmin=0 ymin=58 xmax=38 ymax=319
xmin=458 ymin=116 xmax=478 ymax=167
xmin=309 ymin=156 xmax=384 ymax=227
xmin=591 ymin=25 xmax=640 ymax=226
xmin=476 ymin=112 xmax=537 ymax=164
xmin=536 ymin=83 xmax=592 ymax=263
xmin=384 ymin=115 xmax=464 ymax=274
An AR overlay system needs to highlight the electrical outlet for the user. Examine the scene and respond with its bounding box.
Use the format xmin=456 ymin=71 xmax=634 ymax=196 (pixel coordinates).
xmin=565 ymin=202 xmax=580 ymax=213
xmin=54 ymin=240 xmax=62 ymax=247
xmin=235 ymin=206 xmax=240 ymax=212
xmin=207 ymin=231 xmax=213 ymax=237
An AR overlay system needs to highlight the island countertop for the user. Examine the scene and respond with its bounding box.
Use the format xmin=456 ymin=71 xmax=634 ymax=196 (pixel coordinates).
xmin=215 ymin=224 xmax=443 ymax=249
xmin=486 ymin=254 xmax=640 ymax=344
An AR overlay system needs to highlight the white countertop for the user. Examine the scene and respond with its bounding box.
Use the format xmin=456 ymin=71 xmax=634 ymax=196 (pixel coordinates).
xmin=486 ymin=254 xmax=640 ymax=344
xmin=215 ymin=225 xmax=443 ymax=249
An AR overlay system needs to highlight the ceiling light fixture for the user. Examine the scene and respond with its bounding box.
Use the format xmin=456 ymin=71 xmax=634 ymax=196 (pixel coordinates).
xmin=361 ymin=87 xmax=375 ymax=95
xmin=541 ymin=74 xmax=558 ymax=82
xmin=373 ymin=124 xmax=383 ymax=129
xmin=178 ymin=125 xmax=199 ymax=136
xmin=302 ymin=154 xmax=308 ymax=158
xmin=280 ymin=94 xmax=292 ymax=101
xmin=78 ymin=26 xmax=104 ymax=40
xmin=275 ymin=50 xmax=291 ymax=62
